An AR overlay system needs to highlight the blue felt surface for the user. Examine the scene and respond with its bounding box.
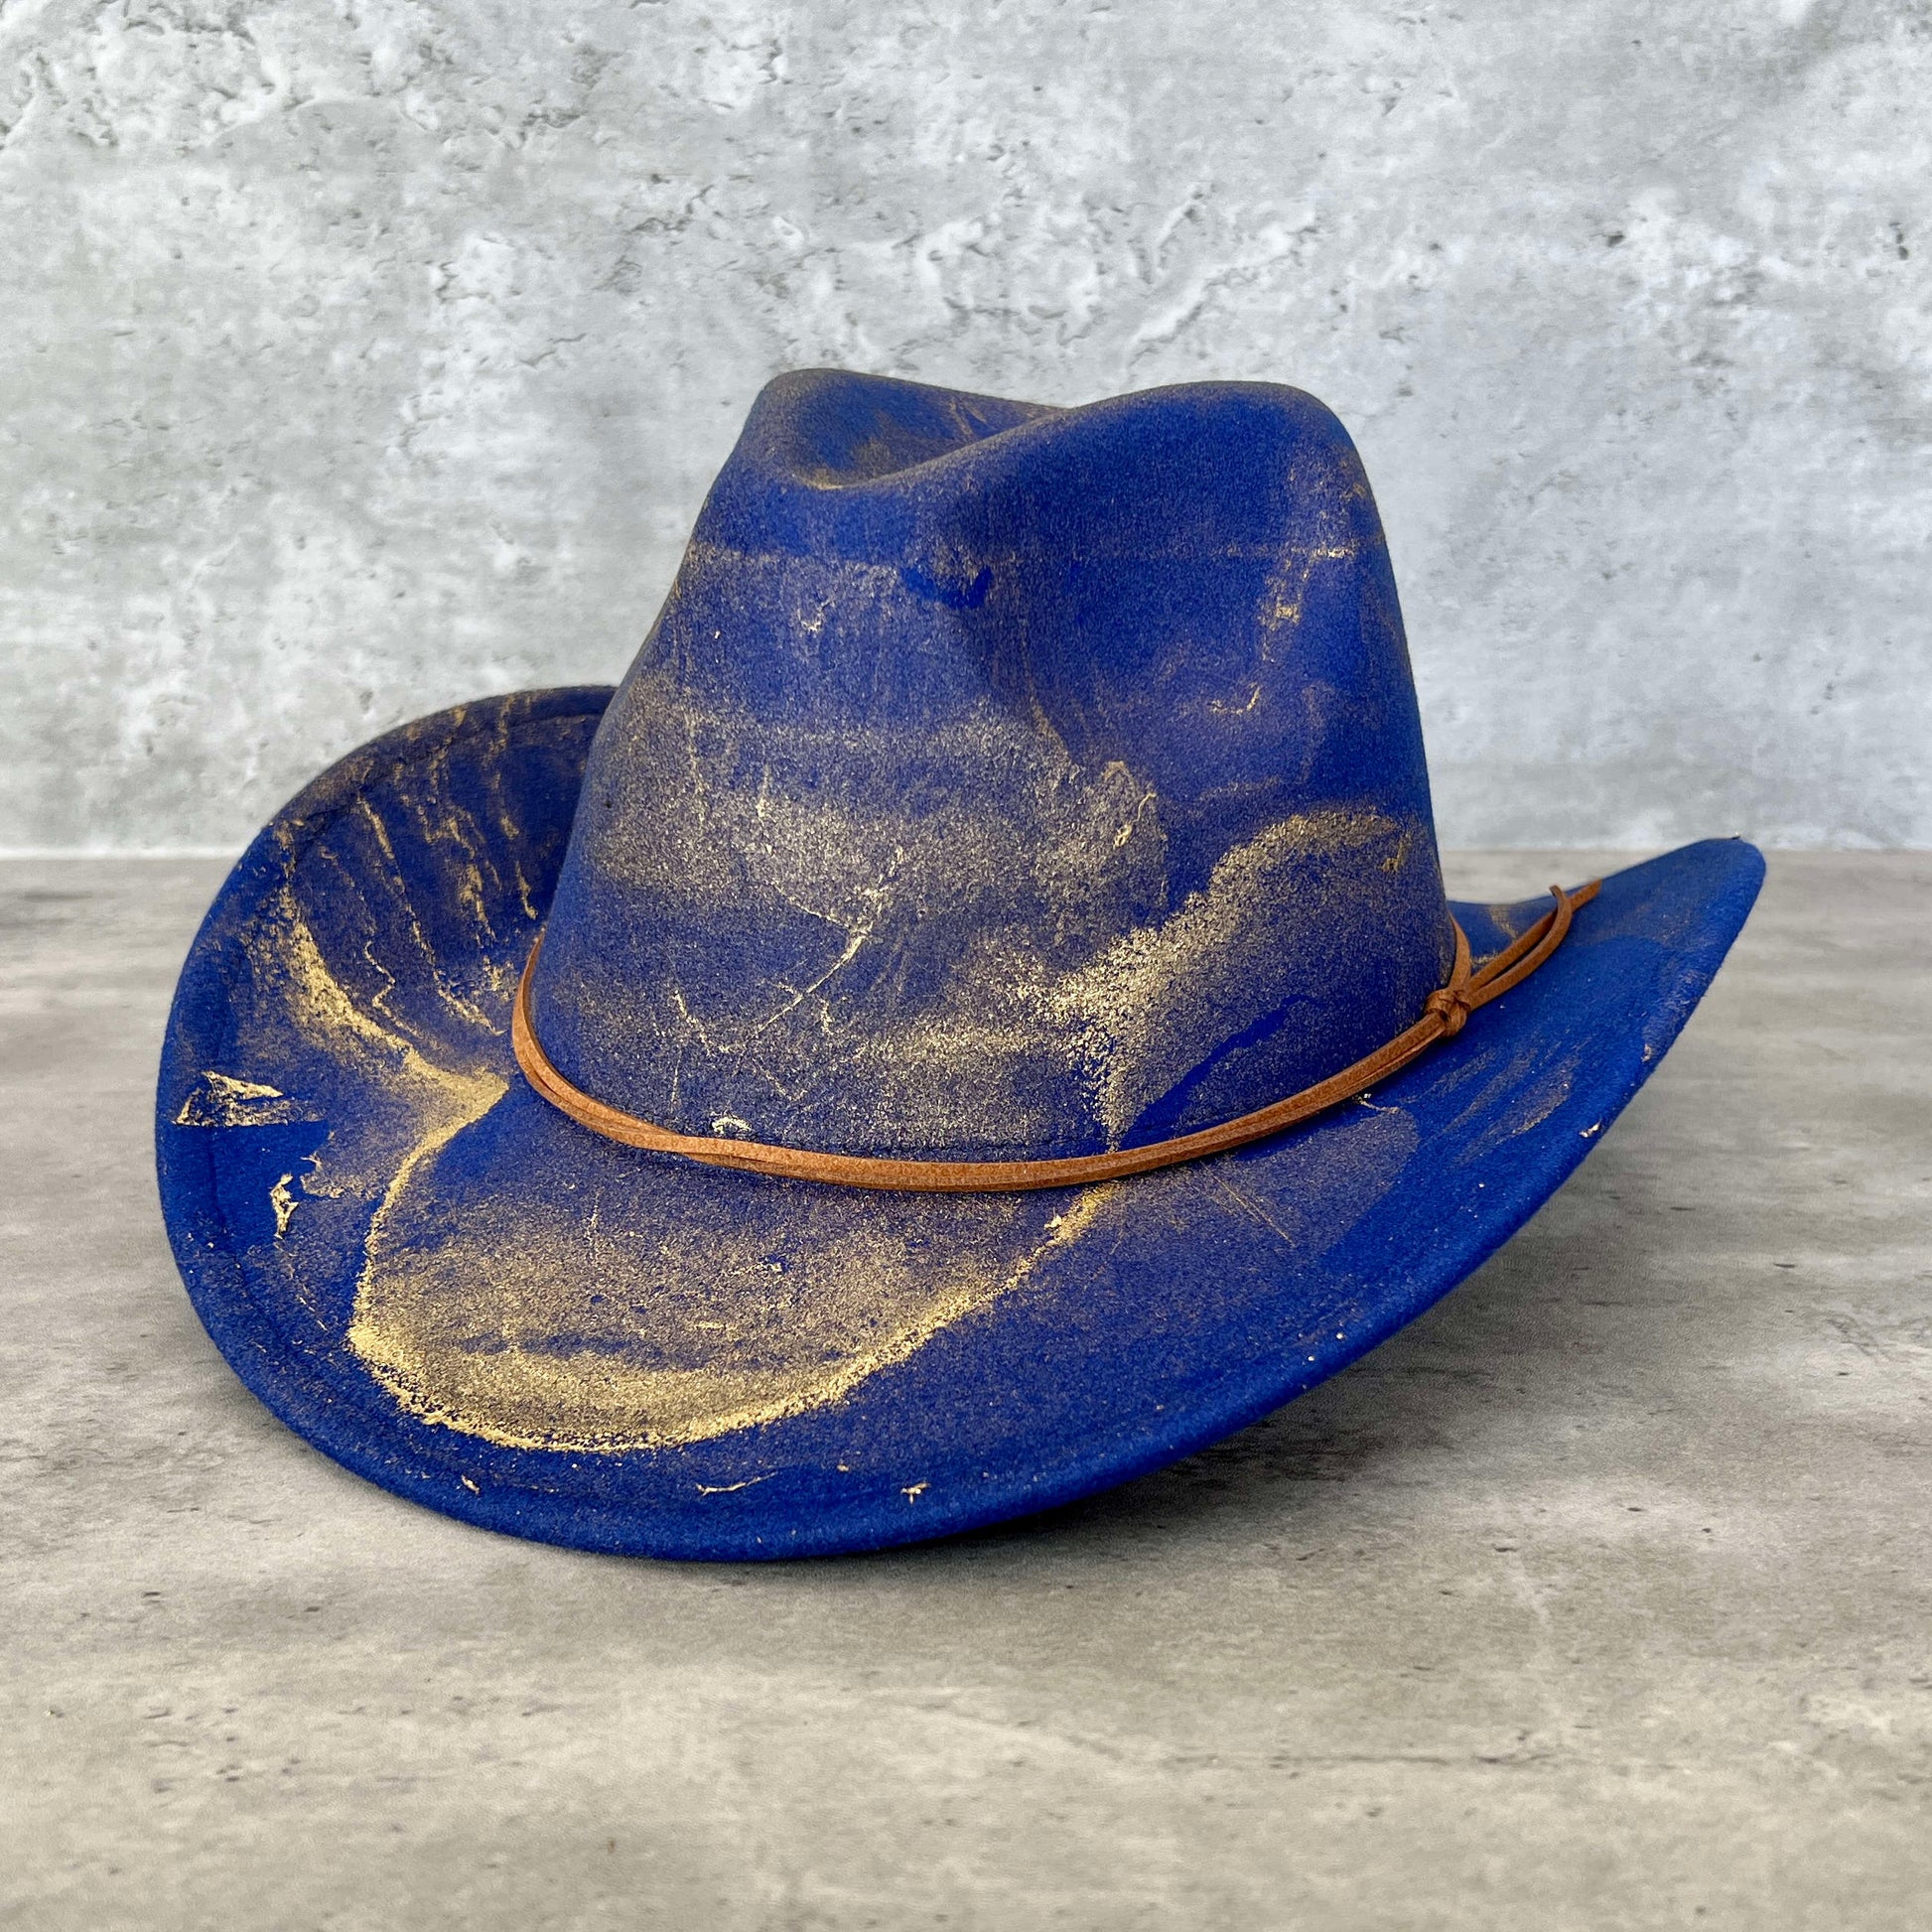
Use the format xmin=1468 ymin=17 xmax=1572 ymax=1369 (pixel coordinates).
xmin=155 ymin=373 xmax=1763 ymax=1560
xmin=533 ymin=374 xmax=1450 ymax=1161
xmin=157 ymin=689 xmax=1760 ymax=1560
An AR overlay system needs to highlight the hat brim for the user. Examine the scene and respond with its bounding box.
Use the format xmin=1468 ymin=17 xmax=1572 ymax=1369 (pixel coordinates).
xmin=157 ymin=688 xmax=1764 ymax=1560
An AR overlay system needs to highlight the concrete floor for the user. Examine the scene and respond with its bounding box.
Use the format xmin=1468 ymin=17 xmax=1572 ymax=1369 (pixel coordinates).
xmin=2 ymin=852 xmax=1927 ymax=1931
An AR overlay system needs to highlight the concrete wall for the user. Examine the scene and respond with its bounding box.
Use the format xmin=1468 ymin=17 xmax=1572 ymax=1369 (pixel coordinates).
xmin=2 ymin=0 xmax=1926 ymax=854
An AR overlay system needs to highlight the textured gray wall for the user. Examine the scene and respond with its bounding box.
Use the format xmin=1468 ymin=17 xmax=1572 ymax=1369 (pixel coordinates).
xmin=2 ymin=0 xmax=1926 ymax=853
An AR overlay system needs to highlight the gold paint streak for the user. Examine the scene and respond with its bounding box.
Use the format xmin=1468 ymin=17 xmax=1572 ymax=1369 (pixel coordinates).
xmin=436 ymin=808 xmax=497 ymax=947
xmin=348 ymin=1180 xmax=1118 ymax=1453
xmin=1205 ymin=683 xmax=1264 ymax=718
xmin=270 ymin=1173 xmax=300 ymax=1238
xmin=1203 ymin=1169 xmax=1298 ymax=1247
xmin=1048 ymin=809 xmax=1403 ymax=1145
xmin=213 ymin=1072 xmax=283 ymax=1101
xmin=353 ymin=796 xmax=499 ymax=1035
xmin=1264 ymin=541 xmax=1357 ymax=631
xmin=487 ymin=708 xmax=541 ymax=924
xmin=175 ymin=1070 xmax=313 ymax=1128
xmin=258 ymin=892 xmax=510 ymax=1376
xmin=355 ymin=795 xmax=402 ymax=873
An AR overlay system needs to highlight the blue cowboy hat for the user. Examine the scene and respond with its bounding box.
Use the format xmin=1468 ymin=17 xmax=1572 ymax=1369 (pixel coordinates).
xmin=157 ymin=371 xmax=1762 ymax=1559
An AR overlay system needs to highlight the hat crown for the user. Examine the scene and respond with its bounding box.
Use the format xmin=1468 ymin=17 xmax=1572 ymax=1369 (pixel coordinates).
xmin=531 ymin=371 xmax=1452 ymax=1161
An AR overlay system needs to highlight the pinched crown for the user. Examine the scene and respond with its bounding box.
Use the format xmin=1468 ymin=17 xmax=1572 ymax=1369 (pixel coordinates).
xmin=530 ymin=371 xmax=1452 ymax=1163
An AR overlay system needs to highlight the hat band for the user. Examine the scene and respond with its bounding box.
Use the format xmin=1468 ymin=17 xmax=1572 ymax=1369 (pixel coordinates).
xmin=511 ymin=880 xmax=1599 ymax=1193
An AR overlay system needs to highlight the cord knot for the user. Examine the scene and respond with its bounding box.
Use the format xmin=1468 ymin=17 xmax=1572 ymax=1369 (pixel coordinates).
xmin=1424 ymin=986 xmax=1472 ymax=1037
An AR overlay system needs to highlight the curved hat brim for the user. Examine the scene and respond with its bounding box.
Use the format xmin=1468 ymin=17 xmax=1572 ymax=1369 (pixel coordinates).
xmin=157 ymin=689 xmax=1764 ymax=1561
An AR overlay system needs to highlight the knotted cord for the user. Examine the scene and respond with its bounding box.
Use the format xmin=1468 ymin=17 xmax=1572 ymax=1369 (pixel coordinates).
xmin=511 ymin=880 xmax=1600 ymax=1193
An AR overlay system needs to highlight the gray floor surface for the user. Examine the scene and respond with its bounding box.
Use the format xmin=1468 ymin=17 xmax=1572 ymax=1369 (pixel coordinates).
xmin=2 ymin=851 xmax=1927 ymax=1931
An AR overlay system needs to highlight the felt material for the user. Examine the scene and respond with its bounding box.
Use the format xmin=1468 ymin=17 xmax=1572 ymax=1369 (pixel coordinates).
xmin=531 ymin=374 xmax=1451 ymax=1163
xmin=154 ymin=373 xmax=1763 ymax=1560
xmin=157 ymin=690 xmax=1760 ymax=1560
xmin=507 ymin=884 xmax=1598 ymax=1190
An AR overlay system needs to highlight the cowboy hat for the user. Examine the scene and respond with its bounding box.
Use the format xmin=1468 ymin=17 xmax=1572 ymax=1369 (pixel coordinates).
xmin=157 ymin=370 xmax=1763 ymax=1558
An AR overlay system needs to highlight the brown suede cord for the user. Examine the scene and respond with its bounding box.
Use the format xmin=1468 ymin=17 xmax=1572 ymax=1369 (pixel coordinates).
xmin=511 ymin=879 xmax=1601 ymax=1193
